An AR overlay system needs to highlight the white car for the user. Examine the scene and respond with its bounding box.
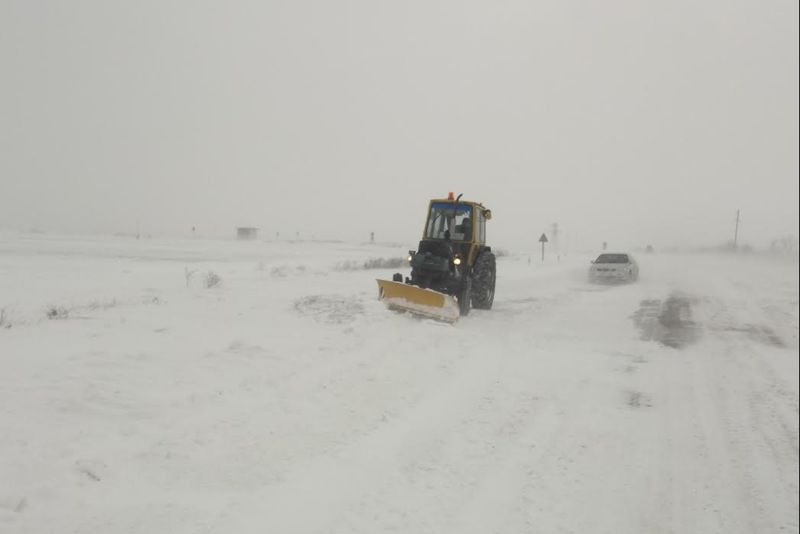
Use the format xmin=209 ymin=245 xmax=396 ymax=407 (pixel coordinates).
xmin=589 ymin=253 xmax=639 ymax=283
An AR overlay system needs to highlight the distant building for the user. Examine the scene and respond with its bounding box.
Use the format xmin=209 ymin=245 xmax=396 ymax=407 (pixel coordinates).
xmin=236 ymin=227 xmax=259 ymax=240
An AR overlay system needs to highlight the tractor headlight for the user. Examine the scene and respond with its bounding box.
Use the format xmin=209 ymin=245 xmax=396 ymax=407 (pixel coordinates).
xmin=453 ymin=257 xmax=462 ymax=265
xmin=407 ymin=255 xmax=413 ymax=262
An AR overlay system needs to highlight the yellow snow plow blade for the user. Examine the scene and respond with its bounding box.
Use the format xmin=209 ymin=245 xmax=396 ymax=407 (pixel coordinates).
xmin=376 ymin=279 xmax=460 ymax=323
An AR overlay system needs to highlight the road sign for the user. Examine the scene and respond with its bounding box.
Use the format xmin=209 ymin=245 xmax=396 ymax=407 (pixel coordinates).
xmin=539 ymin=233 xmax=548 ymax=262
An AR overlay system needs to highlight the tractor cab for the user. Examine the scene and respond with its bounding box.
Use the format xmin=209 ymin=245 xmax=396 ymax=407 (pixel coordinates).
xmin=423 ymin=196 xmax=490 ymax=245
xmin=425 ymin=202 xmax=474 ymax=242
xmin=419 ymin=195 xmax=492 ymax=267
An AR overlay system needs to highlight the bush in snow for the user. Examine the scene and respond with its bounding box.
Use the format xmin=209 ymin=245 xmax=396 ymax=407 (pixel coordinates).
xmin=46 ymin=305 xmax=69 ymax=320
xmin=184 ymin=267 xmax=221 ymax=288
xmin=184 ymin=267 xmax=196 ymax=288
xmin=204 ymin=271 xmax=222 ymax=288
xmin=335 ymin=257 xmax=405 ymax=271
xmin=363 ymin=257 xmax=405 ymax=269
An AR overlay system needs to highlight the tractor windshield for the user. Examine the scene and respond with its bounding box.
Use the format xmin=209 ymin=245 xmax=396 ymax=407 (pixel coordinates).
xmin=425 ymin=203 xmax=473 ymax=241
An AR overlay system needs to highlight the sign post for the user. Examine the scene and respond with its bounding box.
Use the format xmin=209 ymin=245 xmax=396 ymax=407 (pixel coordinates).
xmin=539 ymin=233 xmax=548 ymax=263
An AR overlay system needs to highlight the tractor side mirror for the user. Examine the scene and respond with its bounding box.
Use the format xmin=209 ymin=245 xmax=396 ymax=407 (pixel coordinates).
xmin=484 ymin=210 xmax=492 ymax=220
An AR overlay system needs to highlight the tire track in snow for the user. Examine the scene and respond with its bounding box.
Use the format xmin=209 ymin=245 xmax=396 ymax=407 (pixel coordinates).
xmin=208 ymin=330 xmax=505 ymax=533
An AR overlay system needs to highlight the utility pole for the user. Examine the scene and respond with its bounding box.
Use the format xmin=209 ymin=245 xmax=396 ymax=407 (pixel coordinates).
xmin=733 ymin=209 xmax=740 ymax=249
xmin=551 ymin=222 xmax=559 ymax=252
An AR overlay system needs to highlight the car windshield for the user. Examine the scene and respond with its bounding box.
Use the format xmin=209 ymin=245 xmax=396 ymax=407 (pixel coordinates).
xmin=595 ymin=253 xmax=629 ymax=264
xmin=425 ymin=203 xmax=473 ymax=241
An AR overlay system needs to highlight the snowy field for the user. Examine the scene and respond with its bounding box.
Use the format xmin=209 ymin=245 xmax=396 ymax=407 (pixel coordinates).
xmin=1 ymin=233 xmax=798 ymax=534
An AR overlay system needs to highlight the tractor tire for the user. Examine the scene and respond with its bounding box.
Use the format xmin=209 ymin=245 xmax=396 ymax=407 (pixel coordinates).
xmin=471 ymin=252 xmax=496 ymax=310
xmin=458 ymin=278 xmax=472 ymax=316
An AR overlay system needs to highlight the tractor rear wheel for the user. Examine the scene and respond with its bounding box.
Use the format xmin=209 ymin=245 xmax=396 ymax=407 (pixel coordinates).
xmin=471 ymin=252 xmax=496 ymax=310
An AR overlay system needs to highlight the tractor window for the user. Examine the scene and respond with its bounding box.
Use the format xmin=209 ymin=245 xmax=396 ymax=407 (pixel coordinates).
xmin=477 ymin=211 xmax=486 ymax=243
xmin=425 ymin=203 xmax=473 ymax=241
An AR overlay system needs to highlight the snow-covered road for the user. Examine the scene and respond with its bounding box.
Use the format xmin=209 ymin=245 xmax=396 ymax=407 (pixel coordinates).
xmin=1 ymin=235 xmax=797 ymax=533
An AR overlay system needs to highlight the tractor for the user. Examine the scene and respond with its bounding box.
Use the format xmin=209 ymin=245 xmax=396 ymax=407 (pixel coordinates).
xmin=377 ymin=193 xmax=496 ymax=322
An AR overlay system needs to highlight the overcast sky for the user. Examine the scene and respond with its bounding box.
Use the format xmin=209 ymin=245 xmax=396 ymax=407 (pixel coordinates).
xmin=1 ymin=0 xmax=797 ymax=251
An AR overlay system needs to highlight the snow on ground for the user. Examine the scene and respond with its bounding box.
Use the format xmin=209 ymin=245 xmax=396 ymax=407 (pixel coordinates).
xmin=1 ymin=233 xmax=798 ymax=533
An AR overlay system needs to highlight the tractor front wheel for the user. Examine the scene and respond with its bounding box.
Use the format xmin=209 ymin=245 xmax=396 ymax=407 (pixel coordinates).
xmin=458 ymin=279 xmax=472 ymax=316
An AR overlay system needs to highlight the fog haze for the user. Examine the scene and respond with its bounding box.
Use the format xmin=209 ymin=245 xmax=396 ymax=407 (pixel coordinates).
xmin=1 ymin=4 xmax=799 ymax=529
xmin=1 ymin=0 xmax=797 ymax=250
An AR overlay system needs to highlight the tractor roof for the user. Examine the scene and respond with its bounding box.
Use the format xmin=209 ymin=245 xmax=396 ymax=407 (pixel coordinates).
xmin=429 ymin=198 xmax=490 ymax=211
